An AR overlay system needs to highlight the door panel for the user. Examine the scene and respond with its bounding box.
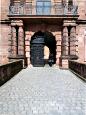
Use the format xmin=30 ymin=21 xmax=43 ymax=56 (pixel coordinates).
xmin=31 ymin=36 xmax=44 ymax=67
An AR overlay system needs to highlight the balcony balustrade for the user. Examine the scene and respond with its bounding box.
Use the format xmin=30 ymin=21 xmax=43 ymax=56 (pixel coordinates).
xmin=9 ymin=2 xmax=78 ymax=16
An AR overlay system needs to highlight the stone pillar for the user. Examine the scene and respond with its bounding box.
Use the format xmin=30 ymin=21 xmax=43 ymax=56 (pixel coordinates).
xmin=8 ymin=26 xmax=12 ymax=57
xmin=61 ymin=26 xmax=69 ymax=69
xmin=18 ymin=26 xmax=24 ymax=56
xmin=25 ymin=32 xmax=31 ymax=66
xmin=55 ymin=33 xmax=61 ymax=66
xmin=62 ymin=26 xmax=68 ymax=56
xmin=70 ymin=26 xmax=76 ymax=57
xmin=11 ymin=26 xmax=17 ymax=57
xmin=56 ymin=39 xmax=58 ymax=65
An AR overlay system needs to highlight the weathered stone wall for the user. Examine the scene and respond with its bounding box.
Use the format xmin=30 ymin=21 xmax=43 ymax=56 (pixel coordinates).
xmin=0 ymin=60 xmax=23 ymax=86
xmin=0 ymin=24 xmax=11 ymax=64
xmin=77 ymin=0 xmax=86 ymax=20
xmin=0 ymin=0 xmax=10 ymax=20
xmin=0 ymin=0 xmax=11 ymax=64
xmin=76 ymin=24 xmax=86 ymax=62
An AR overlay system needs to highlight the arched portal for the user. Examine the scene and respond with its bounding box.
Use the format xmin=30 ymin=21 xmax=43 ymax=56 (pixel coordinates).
xmin=30 ymin=31 xmax=56 ymax=67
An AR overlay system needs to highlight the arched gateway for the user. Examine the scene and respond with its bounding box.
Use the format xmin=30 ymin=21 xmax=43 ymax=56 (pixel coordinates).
xmin=30 ymin=31 xmax=56 ymax=67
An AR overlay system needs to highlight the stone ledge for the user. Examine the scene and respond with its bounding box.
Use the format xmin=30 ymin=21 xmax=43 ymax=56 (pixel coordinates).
xmin=0 ymin=20 xmax=10 ymax=24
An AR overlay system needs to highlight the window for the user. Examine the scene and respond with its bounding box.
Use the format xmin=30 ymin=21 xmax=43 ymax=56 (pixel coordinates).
xmin=36 ymin=0 xmax=51 ymax=15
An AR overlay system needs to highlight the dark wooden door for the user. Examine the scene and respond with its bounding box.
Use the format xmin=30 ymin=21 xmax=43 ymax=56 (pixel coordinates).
xmin=30 ymin=36 xmax=44 ymax=67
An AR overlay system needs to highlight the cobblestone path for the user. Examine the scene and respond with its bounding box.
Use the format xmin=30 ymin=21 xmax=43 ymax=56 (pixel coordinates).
xmin=0 ymin=66 xmax=86 ymax=115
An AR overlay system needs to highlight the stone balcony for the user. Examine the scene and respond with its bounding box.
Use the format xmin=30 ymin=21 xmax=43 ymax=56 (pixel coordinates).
xmin=9 ymin=2 xmax=78 ymax=16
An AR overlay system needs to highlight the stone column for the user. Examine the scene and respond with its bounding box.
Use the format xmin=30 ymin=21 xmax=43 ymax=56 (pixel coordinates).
xmin=62 ymin=26 xmax=68 ymax=56
xmin=70 ymin=26 xmax=76 ymax=57
xmin=55 ymin=33 xmax=61 ymax=66
xmin=18 ymin=26 xmax=24 ymax=56
xmin=61 ymin=26 xmax=69 ymax=68
xmin=11 ymin=26 xmax=17 ymax=57
xmin=8 ymin=26 xmax=12 ymax=57
xmin=25 ymin=32 xmax=31 ymax=66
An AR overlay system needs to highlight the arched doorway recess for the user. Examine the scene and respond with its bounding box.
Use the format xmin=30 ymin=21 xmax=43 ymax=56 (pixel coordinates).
xmin=30 ymin=31 xmax=56 ymax=67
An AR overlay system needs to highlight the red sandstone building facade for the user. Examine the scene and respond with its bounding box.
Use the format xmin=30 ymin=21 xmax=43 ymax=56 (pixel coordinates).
xmin=0 ymin=0 xmax=86 ymax=68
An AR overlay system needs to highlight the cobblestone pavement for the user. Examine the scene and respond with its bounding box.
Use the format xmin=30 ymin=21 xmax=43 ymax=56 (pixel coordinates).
xmin=0 ymin=66 xmax=86 ymax=115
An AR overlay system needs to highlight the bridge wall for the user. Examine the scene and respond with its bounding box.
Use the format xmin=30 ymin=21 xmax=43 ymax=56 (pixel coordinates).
xmin=0 ymin=60 xmax=23 ymax=86
xmin=69 ymin=60 xmax=86 ymax=81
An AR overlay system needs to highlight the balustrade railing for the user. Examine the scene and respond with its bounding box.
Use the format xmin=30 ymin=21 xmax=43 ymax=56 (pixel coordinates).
xmin=9 ymin=2 xmax=78 ymax=16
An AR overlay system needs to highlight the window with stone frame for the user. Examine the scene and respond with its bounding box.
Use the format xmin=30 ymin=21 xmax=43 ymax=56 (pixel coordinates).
xmin=36 ymin=0 xmax=51 ymax=15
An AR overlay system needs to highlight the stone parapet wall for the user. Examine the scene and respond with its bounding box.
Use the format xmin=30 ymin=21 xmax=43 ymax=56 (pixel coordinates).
xmin=69 ymin=60 xmax=86 ymax=81
xmin=0 ymin=60 xmax=23 ymax=86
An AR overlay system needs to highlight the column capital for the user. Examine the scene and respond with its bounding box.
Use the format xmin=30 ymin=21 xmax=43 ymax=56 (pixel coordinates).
xmin=11 ymin=20 xmax=16 ymax=26
xmin=11 ymin=20 xmax=23 ymax=27
xmin=17 ymin=20 xmax=23 ymax=27
xmin=63 ymin=20 xmax=77 ymax=27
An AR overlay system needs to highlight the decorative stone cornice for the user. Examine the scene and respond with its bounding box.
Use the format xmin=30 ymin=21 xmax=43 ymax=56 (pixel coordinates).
xmin=77 ymin=20 xmax=86 ymax=24
xmin=0 ymin=20 xmax=10 ymax=24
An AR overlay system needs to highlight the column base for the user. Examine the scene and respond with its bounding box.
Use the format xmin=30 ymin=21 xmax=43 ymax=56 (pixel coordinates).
xmin=61 ymin=59 xmax=68 ymax=69
xmin=59 ymin=56 xmax=69 ymax=69
xmin=27 ymin=57 xmax=31 ymax=66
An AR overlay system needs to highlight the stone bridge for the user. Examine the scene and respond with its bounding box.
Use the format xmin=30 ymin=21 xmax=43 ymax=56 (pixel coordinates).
xmin=0 ymin=65 xmax=86 ymax=115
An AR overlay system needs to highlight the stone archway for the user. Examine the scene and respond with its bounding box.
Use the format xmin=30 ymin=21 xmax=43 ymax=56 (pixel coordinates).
xmin=30 ymin=31 xmax=56 ymax=67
